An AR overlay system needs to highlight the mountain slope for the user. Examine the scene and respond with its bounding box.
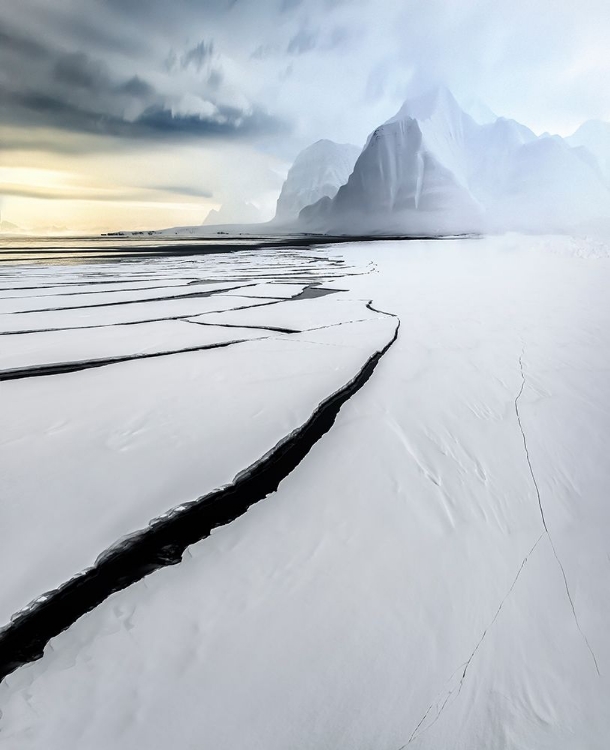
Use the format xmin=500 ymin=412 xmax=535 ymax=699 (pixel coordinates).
xmin=568 ymin=120 xmax=610 ymax=186
xmin=299 ymin=87 xmax=610 ymax=235
xmin=274 ymin=139 xmax=360 ymax=223
xmin=203 ymin=201 xmax=263 ymax=226
xmin=301 ymin=113 xmax=483 ymax=235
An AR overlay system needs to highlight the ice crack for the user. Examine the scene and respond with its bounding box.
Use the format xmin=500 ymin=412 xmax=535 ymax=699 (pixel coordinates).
xmin=402 ymin=534 xmax=544 ymax=747
xmin=515 ymin=353 xmax=600 ymax=676
xmin=0 ymin=301 xmax=399 ymax=683
xmin=0 ymin=339 xmax=255 ymax=382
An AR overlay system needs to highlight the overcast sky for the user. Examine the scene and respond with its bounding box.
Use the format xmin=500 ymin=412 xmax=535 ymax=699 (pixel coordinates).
xmin=1 ymin=0 xmax=609 ymax=233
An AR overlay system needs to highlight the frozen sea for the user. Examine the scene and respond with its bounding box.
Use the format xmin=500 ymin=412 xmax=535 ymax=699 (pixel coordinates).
xmin=1 ymin=233 xmax=609 ymax=749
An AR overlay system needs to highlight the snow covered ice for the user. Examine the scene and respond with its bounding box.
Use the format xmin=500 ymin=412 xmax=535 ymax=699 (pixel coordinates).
xmin=1 ymin=233 xmax=609 ymax=748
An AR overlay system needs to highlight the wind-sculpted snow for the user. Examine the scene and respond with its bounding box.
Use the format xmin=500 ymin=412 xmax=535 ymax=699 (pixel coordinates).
xmin=1 ymin=235 xmax=609 ymax=750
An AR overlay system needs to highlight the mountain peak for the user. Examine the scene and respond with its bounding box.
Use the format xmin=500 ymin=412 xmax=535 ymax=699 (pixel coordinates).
xmin=572 ymin=119 xmax=610 ymax=137
xmin=274 ymin=139 xmax=360 ymax=222
xmin=391 ymin=85 xmax=463 ymax=124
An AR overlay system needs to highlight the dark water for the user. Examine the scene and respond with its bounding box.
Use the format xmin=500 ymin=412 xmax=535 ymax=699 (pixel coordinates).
xmin=0 ymin=232 xmax=452 ymax=265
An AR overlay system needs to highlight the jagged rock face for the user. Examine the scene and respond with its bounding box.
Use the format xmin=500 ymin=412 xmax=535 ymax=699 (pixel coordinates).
xmin=298 ymin=86 xmax=610 ymax=235
xmin=274 ymin=139 xmax=360 ymax=222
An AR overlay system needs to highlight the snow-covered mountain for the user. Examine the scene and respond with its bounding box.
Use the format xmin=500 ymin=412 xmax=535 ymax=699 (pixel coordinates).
xmin=299 ymin=86 xmax=610 ymax=235
xmin=0 ymin=219 xmax=23 ymax=235
xmin=274 ymin=139 xmax=360 ymax=223
xmin=458 ymin=96 xmax=498 ymax=126
xmin=203 ymin=200 xmax=264 ymax=226
xmin=568 ymin=120 xmax=610 ymax=186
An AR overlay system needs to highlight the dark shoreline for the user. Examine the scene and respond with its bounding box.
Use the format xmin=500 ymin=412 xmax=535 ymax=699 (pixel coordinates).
xmin=0 ymin=232 xmax=477 ymax=263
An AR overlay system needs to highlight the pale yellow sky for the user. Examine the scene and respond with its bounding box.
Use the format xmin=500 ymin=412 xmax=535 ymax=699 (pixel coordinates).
xmin=0 ymin=127 xmax=285 ymax=235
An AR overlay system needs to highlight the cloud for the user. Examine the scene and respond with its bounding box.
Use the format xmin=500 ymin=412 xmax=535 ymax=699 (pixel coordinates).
xmin=287 ymin=29 xmax=319 ymax=55
xmin=117 ymin=76 xmax=156 ymax=99
xmin=0 ymin=22 xmax=285 ymax=147
xmin=53 ymin=51 xmax=111 ymax=90
xmin=0 ymin=183 xmax=210 ymax=203
xmin=280 ymin=0 xmax=303 ymax=12
xmin=0 ymin=85 xmax=285 ymax=143
xmin=136 ymin=104 xmax=285 ymax=139
xmin=165 ymin=39 xmax=216 ymax=74
xmin=2 ymin=0 xmax=610 ymax=232
xmin=0 ymin=23 xmax=50 ymax=60
xmin=152 ymin=185 xmax=214 ymax=199
xmin=181 ymin=40 xmax=215 ymax=72
xmin=207 ymin=68 xmax=224 ymax=90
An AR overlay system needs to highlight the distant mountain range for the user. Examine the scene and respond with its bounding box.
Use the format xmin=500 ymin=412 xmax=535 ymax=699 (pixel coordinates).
xmin=273 ymin=86 xmax=610 ymax=235
xmin=0 ymin=219 xmax=24 ymax=236
xmin=203 ymin=201 xmax=264 ymax=226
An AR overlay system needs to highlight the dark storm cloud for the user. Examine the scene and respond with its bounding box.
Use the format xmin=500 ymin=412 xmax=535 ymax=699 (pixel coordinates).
xmin=53 ymin=51 xmax=111 ymax=90
xmin=52 ymin=14 xmax=152 ymax=58
xmin=0 ymin=25 xmax=51 ymax=60
xmin=3 ymin=0 xmax=608 ymax=163
xmin=136 ymin=104 xmax=284 ymax=139
xmin=117 ymin=76 xmax=156 ymax=99
xmin=0 ymin=17 xmax=285 ymax=149
xmin=89 ymin=0 xmax=245 ymax=31
xmin=0 ymin=86 xmax=284 ymax=143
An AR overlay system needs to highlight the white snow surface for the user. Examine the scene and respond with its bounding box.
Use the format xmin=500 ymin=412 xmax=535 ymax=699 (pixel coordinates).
xmin=1 ymin=234 xmax=609 ymax=749
xmin=192 ymin=295 xmax=385 ymax=331
xmin=0 ymin=320 xmax=266 ymax=372
xmin=0 ymin=247 xmax=385 ymax=624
